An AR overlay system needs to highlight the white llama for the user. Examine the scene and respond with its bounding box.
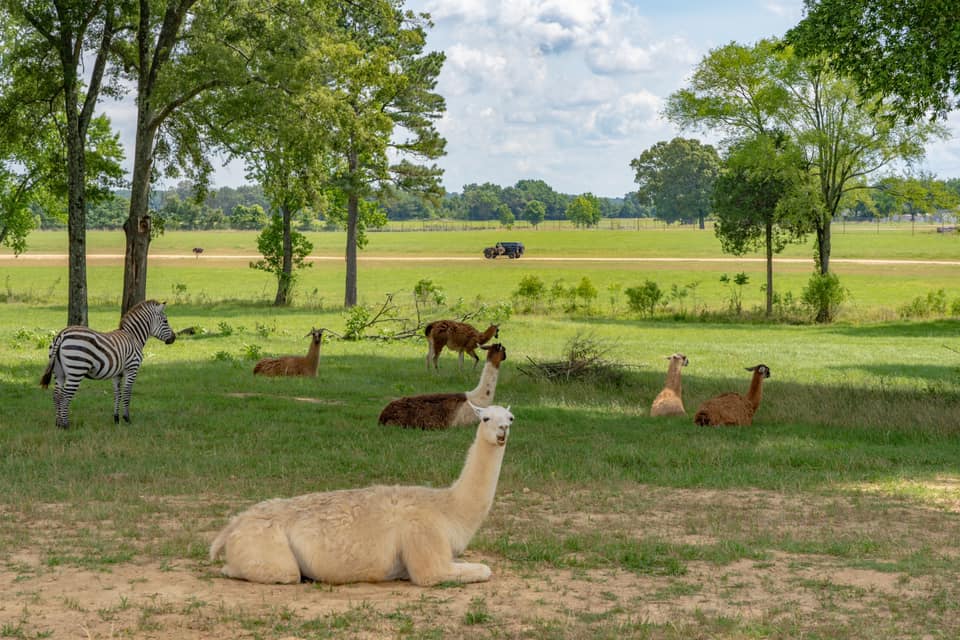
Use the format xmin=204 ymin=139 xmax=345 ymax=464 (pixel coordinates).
xmin=209 ymin=404 xmax=514 ymax=586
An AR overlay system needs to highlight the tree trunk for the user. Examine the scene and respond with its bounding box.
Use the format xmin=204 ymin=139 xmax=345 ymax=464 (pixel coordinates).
xmin=815 ymin=215 xmax=831 ymax=275
xmin=122 ymin=121 xmax=155 ymax=315
xmin=275 ymin=202 xmax=294 ymax=306
xmin=765 ymin=221 xmax=774 ymax=316
xmin=698 ymin=211 xmax=705 ymax=230
xmin=63 ymin=67 xmax=88 ymax=326
xmin=344 ymin=150 xmax=359 ymax=308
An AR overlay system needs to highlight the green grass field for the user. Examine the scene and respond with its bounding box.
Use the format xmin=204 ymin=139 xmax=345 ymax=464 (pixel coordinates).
xmin=1 ymin=227 xmax=959 ymax=638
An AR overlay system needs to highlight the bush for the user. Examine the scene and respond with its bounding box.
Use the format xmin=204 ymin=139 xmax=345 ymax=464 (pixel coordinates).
xmin=801 ymin=272 xmax=848 ymax=323
xmin=625 ymin=280 xmax=663 ymax=317
xmin=898 ymin=289 xmax=948 ymax=319
xmin=414 ymin=278 xmax=446 ymax=308
xmin=513 ymin=275 xmax=547 ymax=312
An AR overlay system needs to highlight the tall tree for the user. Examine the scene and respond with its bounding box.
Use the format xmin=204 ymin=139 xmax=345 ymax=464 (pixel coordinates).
xmin=666 ymin=39 xmax=945 ymax=319
xmin=322 ymin=2 xmax=446 ymax=308
xmin=2 ymin=0 xmax=121 ymax=325
xmin=630 ymin=137 xmax=720 ymax=228
xmin=523 ymin=200 xmax=546 ymax=228
xmin=713 ymin=134 xmax=812 ymax=314
xmin=565 ymin=193 xmax=602 ymax=228
xmin=115 ymin=0 xmax=253 ymax=314
xmin=787 ymin=0 xmax=960 ymax=121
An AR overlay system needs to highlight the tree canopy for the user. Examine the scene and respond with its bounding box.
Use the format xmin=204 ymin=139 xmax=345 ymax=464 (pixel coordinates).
xmin=631 ymin=137 xmax=720 ymax=229
xmin=787 ymin=0 xmax=960 ymax=121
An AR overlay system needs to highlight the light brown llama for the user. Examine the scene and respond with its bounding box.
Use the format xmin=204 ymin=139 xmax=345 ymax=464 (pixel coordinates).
xmin=650 ymin=353 xmax=689 ymax=417
xmin=381 ymin=344 xmax=506 ymax=429
xmin=253 ymin=328 xmax=325 ymax=377
xmin=693 ymin=364 xmax=770 ymax=427
xmin=425 ymin=320 xmax=499 ymax=370
xmin=210 ymin=404 xmax=514 ymax=586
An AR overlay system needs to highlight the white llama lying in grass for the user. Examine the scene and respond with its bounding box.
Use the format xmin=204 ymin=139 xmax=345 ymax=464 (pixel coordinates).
xmin=209 ymin=404 xmax=515 ymax=586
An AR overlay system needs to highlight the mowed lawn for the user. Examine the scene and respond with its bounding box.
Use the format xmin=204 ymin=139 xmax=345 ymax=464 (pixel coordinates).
xmin=0 ymin=227 xmax=959 ymax=638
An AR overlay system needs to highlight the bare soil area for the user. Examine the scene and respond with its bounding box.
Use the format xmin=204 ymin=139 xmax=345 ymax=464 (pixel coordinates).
xmin=2 ymin=485 xmax=957 ymax=638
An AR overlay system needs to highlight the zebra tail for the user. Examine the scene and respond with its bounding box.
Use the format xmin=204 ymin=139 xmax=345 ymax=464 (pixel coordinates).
xmin=39 ymin=334 xmax=62 ymax=389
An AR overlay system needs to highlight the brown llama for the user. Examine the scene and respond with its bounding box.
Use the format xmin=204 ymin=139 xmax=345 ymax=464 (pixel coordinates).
xmin=253 ymin=328 xmax=325 ymax=377
xmin=424 ymin=320 xmax=499 ymax=370
xmin=380 ymin=344 xmax=506 ymax=429
xmin=693 ymin=364 xmax=770 ymax=427
xmin=650 ymin=353 xmax=689 ymax=417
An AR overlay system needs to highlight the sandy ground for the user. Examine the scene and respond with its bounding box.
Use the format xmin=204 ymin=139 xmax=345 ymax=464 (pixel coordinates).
xmin=2 ymin=485 xmax=957 ymax=638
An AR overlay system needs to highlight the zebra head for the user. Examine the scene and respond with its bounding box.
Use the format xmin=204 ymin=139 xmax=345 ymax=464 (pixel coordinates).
xmin=153 ymin=301 xmax=176 ymax=344
xmin=122 ymin=300 xmax=176 ymax=345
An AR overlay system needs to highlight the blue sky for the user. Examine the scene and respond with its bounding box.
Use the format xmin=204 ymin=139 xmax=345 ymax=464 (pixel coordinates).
xmin=108 ymin=0 xmax=958 ymax=197
xmin=395 ymin=0 xmax=960 ymax=197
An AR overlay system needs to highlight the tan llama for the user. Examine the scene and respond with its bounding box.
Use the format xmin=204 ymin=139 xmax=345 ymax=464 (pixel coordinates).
xmin=380 ymin=344 xmax=506 ymax=429
xmin=694 ymin=364 xmax=770 ymax=427
xmin=424 ymin=320 xmax=499 ymax=370
xmin=650 ymin=353 xmax=689 ymax=417
xmin=210 ymin=404 xmax=515 ymax=586
xmin=253 ymin=328 xmax=325 ymax=377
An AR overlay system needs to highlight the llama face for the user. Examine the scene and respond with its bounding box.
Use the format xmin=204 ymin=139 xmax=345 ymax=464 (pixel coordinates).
xmin=473 ymin=404 xmax=513 ymax=447
xmin=481 ymin=343 xmax=507 ymax=364
xmin=746 ymin=364 xmax=771 ymax=378
xmin=668 ymin=353 xmax=688 ymax=366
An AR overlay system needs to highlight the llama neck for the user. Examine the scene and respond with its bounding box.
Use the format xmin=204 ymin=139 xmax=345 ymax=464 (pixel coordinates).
xmin=747 ymin=372 xmax=765 ymax=412
xmin=305 ymin=338 xmax=322 ymax=372
xmin=448 ymin=437 xmax=506 ymax=533
xmin=465 ymin=361 xmax=499 ymax=406
xmin=665 ymin=361 xmax=683 ymax=393
xmin=479 ymin=326 xmax=496 ymax=342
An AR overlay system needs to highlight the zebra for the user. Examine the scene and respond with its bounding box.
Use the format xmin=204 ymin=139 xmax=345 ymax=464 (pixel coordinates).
xmin=40 ymin=300 xmax=176 ymax=429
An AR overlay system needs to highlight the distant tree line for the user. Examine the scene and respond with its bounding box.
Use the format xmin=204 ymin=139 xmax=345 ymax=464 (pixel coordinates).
xmin=33 ymin=179 xmax=653 ymax=232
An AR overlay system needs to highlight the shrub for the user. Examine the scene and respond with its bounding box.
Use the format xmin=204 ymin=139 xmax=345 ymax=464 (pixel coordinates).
xmin=719 ymin=272 xmax=749 ymax=314
xmin=513 ymin=275 xmax=547 ymax=312
xmin=801 ymin=272 xmax=848 ymax=323
xmin=413 ymin=279 xmax=446 ymax=308
xmin=899 ymin=289 xmax=948 ymax=319
xmin=625 ymin=280 xmax=663 ymax=317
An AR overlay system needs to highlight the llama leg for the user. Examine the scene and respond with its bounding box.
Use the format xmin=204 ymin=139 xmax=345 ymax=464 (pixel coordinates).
xmin=426 ymin=340 xmax=436 ymax=370
xmin=220 ymin=518 xmax=302 ymax=584
xmin=458 ymin=351 xmax=465 ymax=370
xmin=468 ymin=349 xmax=480 ymax=368
xmin=401 ymin=527 xmax=492 ymax=586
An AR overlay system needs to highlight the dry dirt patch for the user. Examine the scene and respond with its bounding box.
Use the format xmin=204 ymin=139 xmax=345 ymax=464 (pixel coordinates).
xmin=1 ymin=486 xmax=957 ymax=638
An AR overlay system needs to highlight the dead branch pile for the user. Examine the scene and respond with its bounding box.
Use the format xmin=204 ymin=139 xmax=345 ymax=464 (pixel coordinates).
xmin=517 ymin=333 xmax=634 ymax=387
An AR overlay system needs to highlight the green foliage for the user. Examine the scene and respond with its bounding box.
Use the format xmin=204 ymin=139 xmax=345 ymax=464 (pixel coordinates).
xmin=523 ymin=199 xmax=546 ymax=227
xmin=231 ymin=204 xmax=268 ymax=230
xmin=565 ymin=193 xmax=603 ymax=228
xmin=801 ymin=272 xmax=848 ymax=323
xmin=898 ymin=290 xmax=948 ymax=319
xmin=631 ymin=137 xmax=720 ymax=227
xmin=413 ymin=278 xmax=446 ymax=307
xmin=787 ymin=0 xmax=960 ymax=120
xmin=343 ymin=305 xmax=371 ymax=341
xmin=496 ymin=204 xmax=515 ymax=228
xmin=719 ymin=272 xmax=750 ymax=314
xmin=249 ymin=214 xmax=314 ymax=305
xmin=512 ymin=275 xmax=547 ymax=313
xmin=625 ymin=280 xmax=663 ymax=316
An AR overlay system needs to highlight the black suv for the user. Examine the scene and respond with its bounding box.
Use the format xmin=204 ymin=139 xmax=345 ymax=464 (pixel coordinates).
xmin=483 ymin=241 xmax=525 ymax=259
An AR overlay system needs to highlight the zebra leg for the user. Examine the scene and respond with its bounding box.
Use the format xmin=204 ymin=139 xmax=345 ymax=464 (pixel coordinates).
xmin=120 ymin=369 xmax=139 ymax=424
xmin=54 ymin=379 xmax=77 ymax=429
xmin=112 ymin=375 xmax=123 ymax=424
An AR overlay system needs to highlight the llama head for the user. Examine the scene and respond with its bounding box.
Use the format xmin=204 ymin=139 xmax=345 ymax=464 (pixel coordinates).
xmin=746 ymin=364 xmax=771 ymax=379
xmin=666 ymin=353 xmax=688 ymax=367
xmin=307 ymin=328 xmax=325 ymax=344
xmin=481 ymin=343 xmax=507 ymax=366
xmin=469 ymin=403 xmax=513 ymax=446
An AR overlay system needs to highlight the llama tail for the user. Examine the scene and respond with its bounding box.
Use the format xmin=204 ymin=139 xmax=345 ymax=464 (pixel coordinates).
xmin=209 ymin=520 xmax=235 ymax=561
xmin=40 ymin=333 xmax=63 ymax=389
xmin=424 ymin=322 xmax=435 ymax=337
xmin=693 ymin=410 xmax=709 ymax=426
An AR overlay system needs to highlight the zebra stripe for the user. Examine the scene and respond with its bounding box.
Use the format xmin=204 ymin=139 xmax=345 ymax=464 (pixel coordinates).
xmin=40 ymin=300 xmax=176 ymax=429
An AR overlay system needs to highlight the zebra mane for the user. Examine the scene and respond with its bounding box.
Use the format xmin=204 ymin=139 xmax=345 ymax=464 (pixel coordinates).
xmin=119 ymin=299 xmax=164 ymax=329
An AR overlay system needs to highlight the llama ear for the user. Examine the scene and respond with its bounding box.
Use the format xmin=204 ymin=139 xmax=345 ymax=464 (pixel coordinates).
xmin=467 ymin=400 xmax=482 ymax=417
